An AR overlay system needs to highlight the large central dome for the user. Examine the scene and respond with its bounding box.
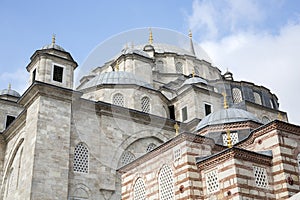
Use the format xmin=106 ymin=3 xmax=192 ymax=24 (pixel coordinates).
xmin=196 ymin=108 xmax=261 ymax=131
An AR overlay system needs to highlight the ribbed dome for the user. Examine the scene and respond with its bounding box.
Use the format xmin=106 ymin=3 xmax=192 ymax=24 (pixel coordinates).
xmin=182 ymin=77 xmax=208 ymax=86
xmin=79 ymin=71 xmax=154 ymax=90
xmin=0 ymin=88 xmax=21 ymax=97
xmin=41 ymin=43 xmax=66 ymax=51
xmin=196 ymin=108 xmax=261 ymax=131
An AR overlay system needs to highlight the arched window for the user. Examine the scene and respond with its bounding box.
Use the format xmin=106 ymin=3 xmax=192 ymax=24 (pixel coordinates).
xmin=141 ymin=96 xmax=150 ymax=113
xmin=113 ymin=93 xmax=124 ymax=107
xmin=158 ymin=165 xmax=174 ymax=200
xmin=175 ymin=62 xmax=183 ymax=74
xmin=232 ymin=88 xmax=243 ymax=104
xmin=146 ymin=143 xmax=156 ymax=152
xmin=254 ymin=92 xmax=262 ymax=105
xmin=262 ymin=116 xmax=270 ymax=124
xmin=121 ymin=151 xmax=135 ymax=166
xmin=156 ymin=60 xmax=164 ymax=72
xmin=73 ymin=143 xmax=89 ymax=173
xmin=133 ymin=178 xmax=146 ymax=200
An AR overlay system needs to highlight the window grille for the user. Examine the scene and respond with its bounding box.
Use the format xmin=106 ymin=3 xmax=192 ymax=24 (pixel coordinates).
xmin=121 ymin=151 xmax=135 ymax=166
xmin=205 ymin=169 xmax=220 ymax=194
xmin=73 ymin=143 xmax=89 ymax=173
xmin=133 ymin=178 xmax=146 ymax=200
xmin=141 ymin=97 xmax=150 ymax=113
xmin=173 ymin=148 xmax=181 ymax=161
xmin=254 ymin=92 xmax=262 ymax=105
xmin=222 ymin=132 xmax=239 ymax=146
xmin=175 ymin=62 xmax=183 ymax=74
xmin=253 ymin=166 xmax=269 ymax=188
xmin=232 ymin=88 xmax=243 ymax=104
xmin=158 ymin=165 xmax=174 ymax=200
xmin=113 ymin=93 xmax=124 ymax=107
xmin=146 ymin=143 xmax=156 ymax=152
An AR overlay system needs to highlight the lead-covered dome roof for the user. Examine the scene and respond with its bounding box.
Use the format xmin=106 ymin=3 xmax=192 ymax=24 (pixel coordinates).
xmin=79 ymin=71 xmax=154 ymax=90
xmin=182 ymin=77 xmax=208 ymax=86
xmin=0 ymin=88 xmax=21 ymax=97
xmin=196 ymin=108 xmax=261 ymax=131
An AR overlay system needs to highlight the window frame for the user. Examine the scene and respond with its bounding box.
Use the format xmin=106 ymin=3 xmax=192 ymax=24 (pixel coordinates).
xmin=52 ymin=63 xmax=65 ymax=83
xmin=181 ymin=106 xmax=188 ymax=122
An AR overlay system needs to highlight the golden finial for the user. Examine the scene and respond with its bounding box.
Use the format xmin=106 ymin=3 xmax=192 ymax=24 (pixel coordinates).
xmin=174 ymin=122 xmax=179 ymax=136
xmin=222 ymin=92 xmax=229 ymax=109
xmin=115 ymin=60 xmax=120 ymax=71
xmin=226 ymin=130 xmax=232 ymax=148
xmin=8 ymin=83 xmax=11 ymax=90
xmin=189 ymin=29 xmax=193 ymax=38
xmin=192 ymin=70 xmax=195 ymax=77
xmin=278 ymin=112 xmax=283 ymax=121
xmin=148 ymin=28 xmax=153 ymax=44
xmin=52 ymin=34 xmax=56 ymax=44
xmin=131 ymin=41 xmax=134 ymax=49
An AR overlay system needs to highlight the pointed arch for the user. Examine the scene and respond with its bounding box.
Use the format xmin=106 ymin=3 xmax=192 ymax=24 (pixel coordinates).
xmin=133 ymin=178 xmax=146 ymax=200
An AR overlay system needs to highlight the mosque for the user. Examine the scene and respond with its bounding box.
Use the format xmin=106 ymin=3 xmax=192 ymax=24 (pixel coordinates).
xmin=0 ymin=29 xmax=299 ymax=200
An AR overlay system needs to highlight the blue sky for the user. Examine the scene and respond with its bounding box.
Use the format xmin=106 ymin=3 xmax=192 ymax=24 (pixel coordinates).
xmin=1 ymin=0 xmax=300 ymax=124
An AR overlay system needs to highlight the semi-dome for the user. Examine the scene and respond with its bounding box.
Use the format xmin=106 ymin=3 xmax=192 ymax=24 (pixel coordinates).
xmin=182 ymin=77 xmax=208 ymax=86
xmin=79 ymin=71 xmax=154 ymax=90
xmin=196 ymin=108 xmax=261 ymax=131
xmin=0 ymin=87 xmax=21 ymax=97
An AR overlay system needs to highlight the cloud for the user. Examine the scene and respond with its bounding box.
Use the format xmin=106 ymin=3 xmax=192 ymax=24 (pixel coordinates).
xmin=188 ymin=0 xmax=266 ymax=40
xmin=0 ymin=68 xmax=28 ymax=94
xmin=187 ymin=0 xmax=300 ymax=124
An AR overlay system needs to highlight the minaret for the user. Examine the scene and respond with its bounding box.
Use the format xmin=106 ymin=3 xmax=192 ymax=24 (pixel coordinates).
xmin=26 ymin=34 xmax=78 ymax=89
xmin=189 ymin=30 xmax=195 ymax=55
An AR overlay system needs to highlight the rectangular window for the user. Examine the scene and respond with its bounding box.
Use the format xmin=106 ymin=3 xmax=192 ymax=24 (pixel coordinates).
xmin=168 ymin=105 xmax=175 ymax=120
xmin=53 ymin=65 xmax=63 ymax=83
xmin=253 ymin=166 xmax=269 ymax=188
xmin=181 ymin=106 xmax=187 ymax=121
xmin=204 ymin=103 xmax=212 ymax=116
xmin=6 ymin=115 xmax=16 ymax=128
xmin=173 ymin=148 xmax=181 ymax=161
xmin=205 ymin=169 xmax=220 ymax=194
xmin=32 ymin=69 xmax=36 ymax=82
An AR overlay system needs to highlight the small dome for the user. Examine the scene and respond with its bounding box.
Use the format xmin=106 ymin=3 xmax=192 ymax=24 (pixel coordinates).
xmin=0 ymin=87 xmax=21 ymax=97
xmin=79 ymin=71 xmax=154 ymax=90
xmin=41 ymin=43 xmax=66 ymax=52
xmin=196 ymin=108 xmax=261 ymax=131
xmin=182 ymin=77 xmax=208 ymax=86
xmin=41 ymin=35 xmax=66 ymax=52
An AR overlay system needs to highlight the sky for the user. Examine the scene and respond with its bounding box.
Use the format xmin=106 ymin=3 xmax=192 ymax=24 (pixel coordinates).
xmin=0 ymin=0 xmax=300 ymax=124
